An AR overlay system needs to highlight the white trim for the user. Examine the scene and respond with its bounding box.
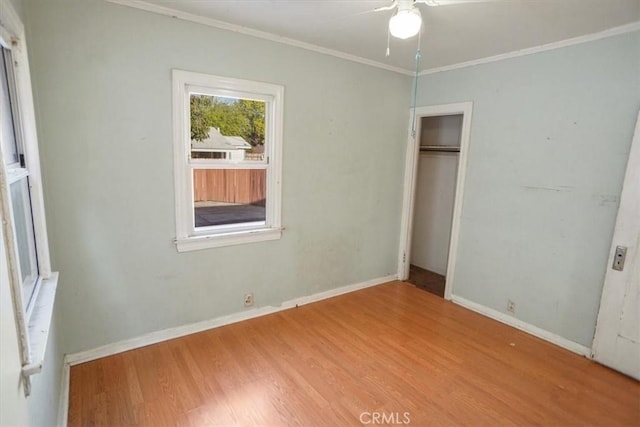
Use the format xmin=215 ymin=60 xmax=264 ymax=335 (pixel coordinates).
xmin=57 ymin=274 xmax=395 ymax=424
xmin=176 ymin=227 xmax=282 ymax=252
xmin=2 ymin=11 xmax=52 ymax=279
xmin=172 ymin=69 xmax=284 ymax=251
xmin=64 ymin=274 xmax=396 ymax=366
xmin=172 ymin=69 xmax=190 ymax=242
xmin=0 ymin=6 xmax=32 ymax=393
xmin=0 ymin=123 xmax=30 ymax=377
xmin=397 ymin=116 xmax=418 ymax=284
xmin=420 ymin=21 xmax=640 ymax=76
xmin=105 ymin=0 xmax=413 ymax=76
xmin=188 ymin=162 xmax=267 ymax=170
xmin=452 ymin=295 xmax=591 ymax=357
xmin=21 ymin=273 xmax=58 ymax=377
xmin=57 ymin=356 xmax=70 ymax=427
xmin=397 ymin=102 xmax=472 ymax=301
xmin=104 ymin=0 xmax=639 ymax=77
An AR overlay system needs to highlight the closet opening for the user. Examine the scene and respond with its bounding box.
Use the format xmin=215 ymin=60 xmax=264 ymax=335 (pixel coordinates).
xmin=398 ymin=103 xmax=473 ymax=300
xmin=409 ymin=115 xmax=462 ymax=297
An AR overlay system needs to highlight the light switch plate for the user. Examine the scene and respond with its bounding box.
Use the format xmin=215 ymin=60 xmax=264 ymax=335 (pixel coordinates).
xmin=612 ymin=246 xmax=627 ymax=271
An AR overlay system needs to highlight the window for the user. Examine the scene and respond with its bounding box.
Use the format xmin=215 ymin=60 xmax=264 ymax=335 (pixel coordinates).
xmin=172 ymin=70 xmax=284 ymax=252
xmin=1 ymin=47 xmax=38 ymax=310
xmin=0 ymin=1 xmax=58 ymax=396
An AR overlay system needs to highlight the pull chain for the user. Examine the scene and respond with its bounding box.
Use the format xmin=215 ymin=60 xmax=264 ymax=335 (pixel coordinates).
xmin=386 ymin=26 xmax=391 ymax=57
xmin=410 ymin=29 xmax=422 ymax=138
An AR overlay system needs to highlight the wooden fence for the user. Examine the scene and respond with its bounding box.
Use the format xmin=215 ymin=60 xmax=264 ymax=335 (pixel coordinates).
xmin=193 ymin=169 xmax=266 ymax=205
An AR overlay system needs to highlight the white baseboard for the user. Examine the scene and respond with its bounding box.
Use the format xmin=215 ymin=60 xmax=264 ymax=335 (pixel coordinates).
xmin=65 ymin=274 xmax=396 ymax=367
xmin=57 ymin=274 xmax=394 ymax=424
xmin=57 ymin=355 xmax=70 ymax=427
xmin=451 ymin=295 xmax=592 ymax=357
xmin=57 ymin=278 xmax=592 ymax=425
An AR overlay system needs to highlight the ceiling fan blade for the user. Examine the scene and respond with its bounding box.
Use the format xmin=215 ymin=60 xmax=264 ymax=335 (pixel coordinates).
xmin=416 ymin=0 xmax=500 ymax=6
xmin=374 ymin=1 xmax=398 ymax=12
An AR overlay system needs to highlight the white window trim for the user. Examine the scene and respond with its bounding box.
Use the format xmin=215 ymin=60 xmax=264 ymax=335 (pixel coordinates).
xmin=0 ymin=0 xmax=58 ymax=396
xmin=172 ymin=69 xmax=284 ymax=252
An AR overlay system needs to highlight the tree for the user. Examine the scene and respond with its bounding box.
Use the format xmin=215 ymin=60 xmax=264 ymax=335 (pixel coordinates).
xmin=190 ymin=95 xmax=266 ymax=146
xmin=235 ymin=100 xmax=265 ymax=146
xmin=206 ymin=100 xmax=248 ymax=139
xmin=190 ymin=95 xmax=213 ymax=141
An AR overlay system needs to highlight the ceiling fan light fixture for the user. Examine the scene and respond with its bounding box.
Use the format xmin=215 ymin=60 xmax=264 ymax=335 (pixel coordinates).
xmin=388 ymin=8 xmax=422 ymax=39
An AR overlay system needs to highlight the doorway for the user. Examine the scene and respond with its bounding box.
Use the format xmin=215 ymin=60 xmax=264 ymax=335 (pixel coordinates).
xmin=398 ymin=103 xmax=473 ymax=300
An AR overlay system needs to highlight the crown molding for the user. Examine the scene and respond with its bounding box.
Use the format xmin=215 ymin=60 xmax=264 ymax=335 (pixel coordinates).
xmin=419 ymin=21 xmax=640 ymax=76
xmin=103 ymin=1 xmax=639 ymax=79
xmin=105 ymin=0 xmax=415 ymax=76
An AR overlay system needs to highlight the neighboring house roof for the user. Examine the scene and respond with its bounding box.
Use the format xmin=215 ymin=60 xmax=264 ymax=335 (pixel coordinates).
xmin=192 ymin=127 xmax=252 ymax=151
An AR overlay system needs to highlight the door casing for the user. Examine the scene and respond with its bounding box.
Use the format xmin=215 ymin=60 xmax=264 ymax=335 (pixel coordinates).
xmin=397 ymin=102 xmax=473 ymax=300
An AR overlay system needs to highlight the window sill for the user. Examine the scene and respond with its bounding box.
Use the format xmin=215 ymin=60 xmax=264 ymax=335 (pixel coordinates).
xmin=175 ymin=227 xmax=282 ymax=252
xmin=21 ymin=272 xmax=59 ymax=377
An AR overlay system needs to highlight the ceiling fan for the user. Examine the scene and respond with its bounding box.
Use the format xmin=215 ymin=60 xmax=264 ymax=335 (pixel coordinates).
xmin=375 ymin=0 xmax=497 ymax=39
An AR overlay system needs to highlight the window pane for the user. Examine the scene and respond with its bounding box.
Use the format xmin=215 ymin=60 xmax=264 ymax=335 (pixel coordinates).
xmin=190 ymin=94 xmax=265 ymax=162
xmin=1 ymin=48 xmax=19 ymax=166
xmin=193 ymin=168 xmax=266 ymax=228
xmin=10 ymin=178 xmax=38 ymax=306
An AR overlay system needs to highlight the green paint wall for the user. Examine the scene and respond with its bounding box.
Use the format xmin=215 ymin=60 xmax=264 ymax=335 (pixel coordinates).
xmin=16 ymin=3 xmax=640 ymax=424
xmin=24 ymin=0 xmax=411 ymax=355
xmin=417 ymin=31 xmax=640 ymax=346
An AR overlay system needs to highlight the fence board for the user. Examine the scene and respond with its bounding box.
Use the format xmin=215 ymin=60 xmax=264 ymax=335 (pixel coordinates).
xmin=194 ymin=169 xmax=266 ymax=205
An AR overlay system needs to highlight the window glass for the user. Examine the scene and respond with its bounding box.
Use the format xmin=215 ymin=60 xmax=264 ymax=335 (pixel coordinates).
xmin=0 ymin=48 xmax=19 ymax=165
xmin=190 ymin=94 xmax=266 ymax=162
xmin=193 ymin=168 xmax=266 ymax=228
xmin=10 ymin=178 xmax=38 ymax=305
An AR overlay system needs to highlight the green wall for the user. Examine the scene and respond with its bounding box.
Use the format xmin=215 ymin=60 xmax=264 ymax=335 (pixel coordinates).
xmin=417 ymin=31 xmax=640 ymax=346
xmin=25 ymin=0 xmax=411 ymax=355
xmin=18 ymin=3 xmax=640 ymax=425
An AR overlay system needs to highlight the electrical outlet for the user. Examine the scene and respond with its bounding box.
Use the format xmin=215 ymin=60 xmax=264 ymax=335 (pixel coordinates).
xmin=244 ymin=293 xmax=254 ymax=307
xmin=507 ymin=300 xmax=516 ymax=314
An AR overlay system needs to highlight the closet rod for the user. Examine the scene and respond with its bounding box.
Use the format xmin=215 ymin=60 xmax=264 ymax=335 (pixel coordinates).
xmin=420 ymin=145 xmax=460 ymax=153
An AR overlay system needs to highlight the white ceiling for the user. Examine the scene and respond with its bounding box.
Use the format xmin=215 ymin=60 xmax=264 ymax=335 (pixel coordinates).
xmin=140 ymin=0 xmax=640 ymax=73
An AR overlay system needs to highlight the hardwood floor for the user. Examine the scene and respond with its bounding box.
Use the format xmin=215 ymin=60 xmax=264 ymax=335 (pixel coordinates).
xmin=407 ymin=264 xmax=446 ymax=297
xmin=68 ymin=281 xmax=640 ymax=426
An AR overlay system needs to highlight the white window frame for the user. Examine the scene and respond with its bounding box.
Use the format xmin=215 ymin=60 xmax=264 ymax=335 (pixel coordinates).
xmin=172 ymin=70 xmax=284 ymax=252
xmin=0 ymin=0 xmax=58 ymax=396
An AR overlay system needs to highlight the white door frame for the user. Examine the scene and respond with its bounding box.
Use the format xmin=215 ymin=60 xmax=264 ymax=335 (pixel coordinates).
xmin=397 ymin=102 xmax=473 ymax=300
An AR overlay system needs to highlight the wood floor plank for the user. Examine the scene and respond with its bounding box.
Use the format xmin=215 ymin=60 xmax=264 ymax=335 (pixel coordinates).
xmin=68 ymin=281 xmax=640 ymax=426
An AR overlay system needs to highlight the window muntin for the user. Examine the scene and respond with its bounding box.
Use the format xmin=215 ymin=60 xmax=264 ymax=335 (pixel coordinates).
xmin=173 ymin=70 xmax=283 ymax=251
